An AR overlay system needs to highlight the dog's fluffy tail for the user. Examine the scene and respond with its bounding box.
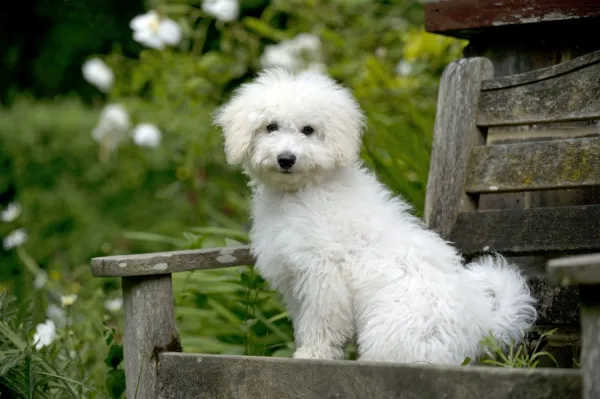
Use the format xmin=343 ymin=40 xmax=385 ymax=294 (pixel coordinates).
xmin=464 ymin=255 xmax=537 ymax=349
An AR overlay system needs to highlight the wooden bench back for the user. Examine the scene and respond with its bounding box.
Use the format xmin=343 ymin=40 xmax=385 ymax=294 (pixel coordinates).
xmin=425 ymin=51 xmax=600 ymax=258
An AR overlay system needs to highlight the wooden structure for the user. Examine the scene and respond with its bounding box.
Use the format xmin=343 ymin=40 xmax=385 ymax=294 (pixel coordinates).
xmin=426 ymin=0 xmax=600 ymax=369
xmin=425 ymin=1 xmax=600 ymax=36
xmin=89 ymin=3 xmax=600 ymax=398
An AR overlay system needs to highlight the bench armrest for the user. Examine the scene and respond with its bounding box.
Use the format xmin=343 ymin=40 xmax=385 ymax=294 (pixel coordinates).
xmin=547 ymin=253 xmax=600 ymax=286
xmin=547 ymin=253 xmax=600 ymax=399
xmin=90 ymin=245 xmax=254 ymax=277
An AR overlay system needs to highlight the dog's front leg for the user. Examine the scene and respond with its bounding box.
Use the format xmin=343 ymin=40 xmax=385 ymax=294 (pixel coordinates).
xmin=292 ymin=266 xmax=353 ymax=361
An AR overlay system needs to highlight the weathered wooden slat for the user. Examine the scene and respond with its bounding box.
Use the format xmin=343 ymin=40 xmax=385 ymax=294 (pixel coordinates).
xmin=486 ymin=123 xmax=600 ymax=145
xmin=425 ymin=1 xmax=600 ymax=34
xmin=450 ymin=205 xmax=600 ymax=256
xmin=91 ymin=245 xmax=253 ymax=277
xmin=482 ymin=49 xmax=600 ymax=90
xmin=123 ymin=275 xmax=180 ymax=399
xmin=547 ymin=253 xmax=600 ymax=286
xmin=156 ymin=353 xmax=581 ymax=399
xmin=425 ymin=57 xmax=493 ymax=237
xmin=529 ymin=276 xmax=579 ymax=325
xmin=477 ymin=56 xmax=600 ymax=126
xmin=465 ymin=137 xmax=600 ymax=193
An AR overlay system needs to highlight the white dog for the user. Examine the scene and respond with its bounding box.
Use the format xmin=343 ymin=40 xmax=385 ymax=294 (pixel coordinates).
xmin=214 ymin=69 xmax=537 ymax=365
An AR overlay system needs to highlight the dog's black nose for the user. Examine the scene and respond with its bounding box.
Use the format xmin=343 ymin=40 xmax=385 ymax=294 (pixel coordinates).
xmin=277 ymin=152 xmax=296 ymax=170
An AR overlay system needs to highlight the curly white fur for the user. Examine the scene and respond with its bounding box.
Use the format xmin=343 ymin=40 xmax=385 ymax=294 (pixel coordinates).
xmin=214 ymin=69 xmax=537 ymax=365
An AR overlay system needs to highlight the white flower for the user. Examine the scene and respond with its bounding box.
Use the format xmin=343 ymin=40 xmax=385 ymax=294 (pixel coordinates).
xmin=374 ymin=47 xmax=387 ymax=58
xmin=46 ymin=304 xmax=67 ymax=328
xmin=202 ymin=0 xmax=239 ymax=22
xmin=82 ymin=58 xmax=114 ymax=92
xmin=105 ymin=297 xmax=123 ymax=313
xmin=395 ymin=60 xmax=413 ymax=76
xmin=291 ymin=33 xmax=321 ymax=53
xmin=130 ymin=10 xmax=182 ymax=49
xmin=3 ymin=228 xmax=27 ymax=250
xmin=1 ymin=202 xmax=21 ymax=222
xmin=98 ymin=104 xmax=130 ymax=131
xmin=132 ymin=123 xmax=162 ymax=148
xmin=260 ymin=44 xmax=299 ymax=71
xmin=60 ymin=294 xmax=78 ymax=307
xmin=33 ymin=271 xmax=47 ymax=290
xmin=92 ymin=104 xmax=130 ymax=151
xmin=307 ymin=62 xmax=327 ymax=74
xmin=33 ymin=319 xmax=57 ymax=350
xmin=406 ymin=171 xmax=419 ymax=182
xmin=260 ymin=33 xmax=324 ymax=73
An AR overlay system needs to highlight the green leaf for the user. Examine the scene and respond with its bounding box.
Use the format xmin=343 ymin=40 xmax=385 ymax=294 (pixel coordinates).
xmin=241 ymin=17 xmax=287 ymax=41
xmin=123 ymin=231 xmax=187 ymax=247
xmin=105 ymin=329 xmax=114 ymax=347
xmin=106 ymin=369 xmax=126 ymax=399
xmin=195 ymin=293 xmax=209 ymax=308
xmin=104 ymin=344 xmax=124 ymax=369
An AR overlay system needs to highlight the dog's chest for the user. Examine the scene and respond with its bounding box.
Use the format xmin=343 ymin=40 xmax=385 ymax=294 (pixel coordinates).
xmin=250 ymin=188 xmax=356 ymax=268
xmin=252 ymin=194 xmax=325 ymax=249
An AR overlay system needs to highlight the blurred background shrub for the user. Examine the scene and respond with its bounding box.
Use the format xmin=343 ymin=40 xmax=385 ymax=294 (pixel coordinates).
xmin=0 ymin=0 xmax=464 ymax=397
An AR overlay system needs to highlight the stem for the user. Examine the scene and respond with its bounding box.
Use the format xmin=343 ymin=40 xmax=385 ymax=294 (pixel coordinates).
xmin=36 ymin=372 xmax=110 ymax=398
xmin=25 ymin=353 xmax=32 ymax=399
xmin=16 ymin=247 xmax=62 ymax=293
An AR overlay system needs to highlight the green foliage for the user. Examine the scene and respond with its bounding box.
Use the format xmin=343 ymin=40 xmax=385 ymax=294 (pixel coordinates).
xmin=103 ymin=0 xmax=465 ymax=213
xmin=0 ymin=289 xmax=112 ymax=398
xmin=477 ymin=329 xmax=559 ymax=368
xmin=0 ymin=97 xmax=204 ymax=299
xmin=104 ymin=328 xmax=126 ymax=398
xmin=134 ymin=229 xmax=297 ymax=357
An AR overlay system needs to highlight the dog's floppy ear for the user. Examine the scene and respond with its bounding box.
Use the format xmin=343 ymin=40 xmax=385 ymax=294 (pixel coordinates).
xmin=213 ymin=94 xmax=260 ymax=166
xmin=322 ymin=86 xmax=367 ymax=167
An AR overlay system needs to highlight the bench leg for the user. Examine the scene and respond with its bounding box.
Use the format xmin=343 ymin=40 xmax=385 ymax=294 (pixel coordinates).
xmin=580 ymin=285 xmax=600 ymax=399
xmin=122 ymin=274 xmax=180 ymax=399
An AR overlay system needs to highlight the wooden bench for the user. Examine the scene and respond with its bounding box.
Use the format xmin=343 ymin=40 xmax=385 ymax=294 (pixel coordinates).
xmin=91 ymin=50 xmax=600 ymax=398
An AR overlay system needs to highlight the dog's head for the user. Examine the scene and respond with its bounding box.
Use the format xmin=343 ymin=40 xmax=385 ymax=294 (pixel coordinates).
xmin=214 ymin=69 xmax=365 ymax=190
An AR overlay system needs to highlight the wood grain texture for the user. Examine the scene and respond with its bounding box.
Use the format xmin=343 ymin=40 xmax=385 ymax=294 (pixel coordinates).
xmin=486 ymin=124 xmax=600 ymax=145
xmin=479 ymin=121 xmax=600 ymax=213
xmin=449 ymin=205 xmax=600 ymax=256
xmin=424 ymin=57 xmax=493 ymax=237
xmin=477 ymin=56 xmax=600 ymax=127
xmin=529 ymin=276 xmax=579 ymax=325
xmin=482 ymin=49 xmax=600 ymax=90
xmin=547 ymin=253 xmax=600 ymax=285
xmin=425 ymin=0 xmax=600 ymax=33
xmin=91 ymin=245 xmax=253 ymax=277
xmin=156 ymin=353 xmax=582 ymax=399
xmin=465 ymin=39 xmax=600 ymax=79
xmin=446 ymin=8 xmax=599 ymax=367
xmin=467 ymin=42 xmax=600 ymax=216
xmin=122 ymin=275 xmax=180 ymax=399
xmin=465 ymin=137 xmax=600 ymax=193
xmin=579 ymin=286 xmax=600 ymax=399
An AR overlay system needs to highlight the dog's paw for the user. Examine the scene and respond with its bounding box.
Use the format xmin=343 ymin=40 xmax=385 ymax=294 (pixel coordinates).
xmin=293 ymin=346 xmax=336 ymax=360
xmin=293 ymin=347 xmax=321 ymax=359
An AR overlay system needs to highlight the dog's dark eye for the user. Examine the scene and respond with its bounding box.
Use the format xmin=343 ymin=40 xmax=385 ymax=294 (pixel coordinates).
xmin=266 ymin=123 xmax=278 ymax=133
xmin=302 ymin=126 xmax=314 ymax=135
